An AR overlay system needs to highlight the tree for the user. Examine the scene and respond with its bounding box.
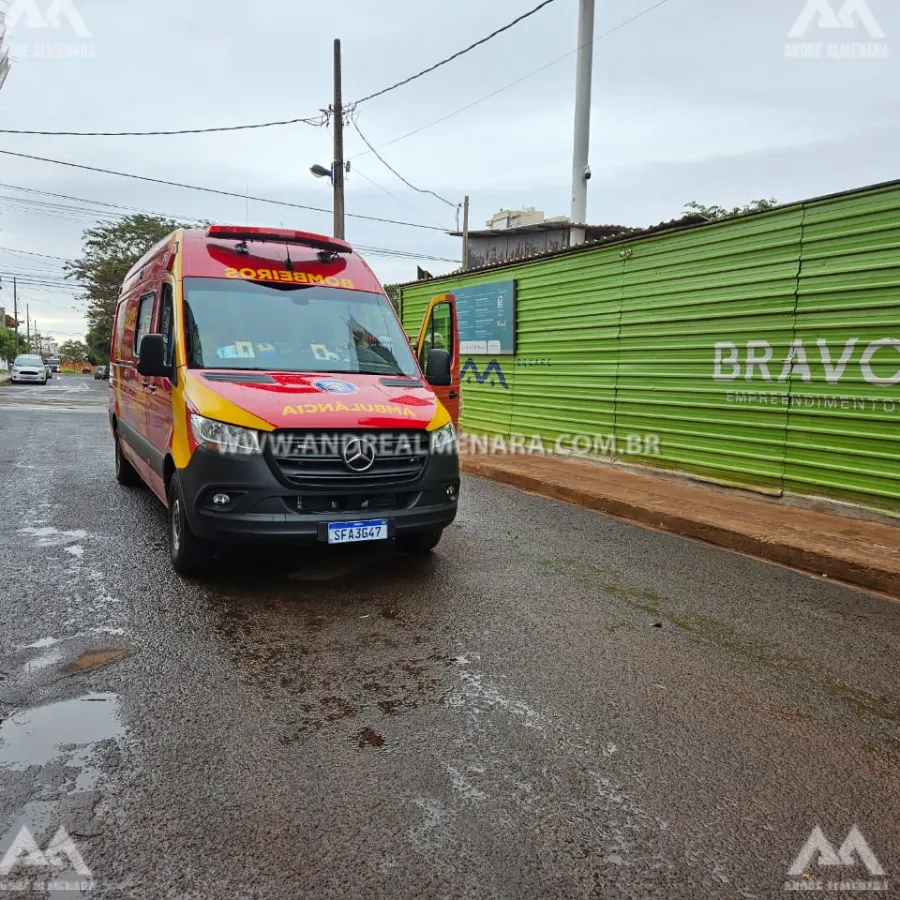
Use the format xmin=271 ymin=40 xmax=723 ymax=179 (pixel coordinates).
xmin=683 ymin=198 xmax=779 ymax=221
xmin=382 ymin=283 xmax=401 ymax=313
xmin=85 ymin=325 xmax=109 ymax=365
xmin=0 ymin=326 xmax=24 ymax=365
xmin=59 ymin=340 xmax=89 ymax=366
xmin=64 ymin=215 xmax=195 ymax=361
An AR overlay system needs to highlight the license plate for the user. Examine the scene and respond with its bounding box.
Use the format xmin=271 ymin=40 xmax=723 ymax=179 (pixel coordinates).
xmin=327 ymin=520 xmax=388 ymax=545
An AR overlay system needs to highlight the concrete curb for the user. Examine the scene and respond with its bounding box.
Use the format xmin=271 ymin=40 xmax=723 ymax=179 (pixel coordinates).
xmin=461 ymin=457 xmax=900 ymax=598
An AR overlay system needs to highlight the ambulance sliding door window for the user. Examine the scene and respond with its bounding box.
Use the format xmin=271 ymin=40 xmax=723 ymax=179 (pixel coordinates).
xmin=134 ymin=292 xmax=156 ymax=355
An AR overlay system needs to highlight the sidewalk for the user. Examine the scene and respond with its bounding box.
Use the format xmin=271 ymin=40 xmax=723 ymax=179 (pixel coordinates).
xmin=461 ymin=454 xmax=900 ymax=598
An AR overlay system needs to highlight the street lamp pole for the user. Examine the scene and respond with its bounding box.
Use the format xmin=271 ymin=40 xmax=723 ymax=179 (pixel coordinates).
xmin=332 ymin=38 xmax=345 ymax=240
xmin=569 ymin=0 xmax=595 ymax=245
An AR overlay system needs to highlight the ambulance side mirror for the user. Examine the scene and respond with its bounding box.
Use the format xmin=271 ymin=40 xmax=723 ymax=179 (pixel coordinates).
xmin=137 ymin=334 xmax=173 ymax=379
xmin=425 ymin=348 xmax=451 ymax=386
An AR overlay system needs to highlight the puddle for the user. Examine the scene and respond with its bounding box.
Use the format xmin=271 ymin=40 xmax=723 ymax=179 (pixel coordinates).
xmin=22 ymin=646 xmax=65 ymax=676
xmin=0 ymin=693 xmax=124 ymax=771
xmin=18 ymin=527 xmax=88 ymax=547
xmin=17 ymin=637 xmax=60 ymax=650
xmin=65 ymin=649 xmax=132 ymax=673
xmin=66 ymin=546 xmax=85 ymax=558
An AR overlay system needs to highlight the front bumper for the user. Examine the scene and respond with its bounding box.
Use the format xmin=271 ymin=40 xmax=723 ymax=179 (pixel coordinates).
xmin=11 ymin=372 xmax=45 ymax=382
xmin=177 ymin=444 xmax=460 ymax=543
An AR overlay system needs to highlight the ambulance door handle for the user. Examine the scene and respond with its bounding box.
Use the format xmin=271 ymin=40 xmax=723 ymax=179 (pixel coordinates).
xmin=449 ymin=390 xmax=459 ymax=399
xmin=142 ymin=380 xmax=157 ymax=392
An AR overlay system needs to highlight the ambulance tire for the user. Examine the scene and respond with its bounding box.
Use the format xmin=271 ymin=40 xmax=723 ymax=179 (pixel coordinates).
xmin=167 ymin=473 xmax=209 ymax=576
xmin=114 ymin=431 xmax=141 ymax=487
xmin=397 ymin=527 xmax=444 ymax=554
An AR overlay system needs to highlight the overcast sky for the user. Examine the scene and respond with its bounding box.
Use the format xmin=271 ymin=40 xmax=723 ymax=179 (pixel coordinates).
xmin=0 ymin=0 xmax=897 ymax=344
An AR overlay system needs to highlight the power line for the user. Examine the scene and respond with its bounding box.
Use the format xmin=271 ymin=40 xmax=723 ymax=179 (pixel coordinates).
xmin=355 ymin=244 xmax=458 ymax=264
xmin=351 ymin=0 xmax=673 ymax=160
xmin=352 ymin=167 xmax=447 ymax=229
xmin=0 ymin=147 xmax=448 ymax=232
xmin=351 ymin=115 xmax=457 ymax=210
xmin=0 ymin=182 xmax=207 ymax=225
xmin=350 ymin=0 xmax=559 ymax=106
xmin=325 ymin=119 xmax=449 ymax=231
xmin=0 ymin=178 xmax=457 ymax=262
xmin=0 ymin=244 xmax=74 ymax=262
xmin=0 ymin=114 xmax=327 ymax=137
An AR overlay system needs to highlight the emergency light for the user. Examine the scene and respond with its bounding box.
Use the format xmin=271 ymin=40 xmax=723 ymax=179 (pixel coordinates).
xmin=206 ymin=225 xmax=352 ymax=254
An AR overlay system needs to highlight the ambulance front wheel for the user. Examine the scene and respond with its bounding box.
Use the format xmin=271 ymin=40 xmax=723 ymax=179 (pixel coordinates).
xmin=168 ymin=472 xmax=209 ymax=576
xmin=397 ymin=527 xmax=444 ymax=554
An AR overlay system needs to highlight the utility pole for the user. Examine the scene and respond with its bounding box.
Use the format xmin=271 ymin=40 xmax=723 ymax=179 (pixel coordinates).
xmin=26 ymin=303 xmax=30 ymax=348
xmin=569 ymin=0 xmax=595 ymax=246
xmin=462 ymin=196 xmax=471 ymax=271
xmin=12 ymin=278 xmax=18 ymax=353
xmin=332 ymin=38 xmax=345 ymax=240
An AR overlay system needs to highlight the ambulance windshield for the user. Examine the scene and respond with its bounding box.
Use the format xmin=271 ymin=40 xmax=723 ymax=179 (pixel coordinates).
xmin=182 ymin=278 xmax=419 ymax=377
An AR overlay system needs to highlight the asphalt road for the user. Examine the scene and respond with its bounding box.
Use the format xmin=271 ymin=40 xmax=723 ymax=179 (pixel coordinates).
xmin=1 ymin=374 xmax=898 ymax=899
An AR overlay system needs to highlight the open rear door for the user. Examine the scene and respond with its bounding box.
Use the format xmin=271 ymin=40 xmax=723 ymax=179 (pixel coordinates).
xmin=416 ymin=293 xmax=460 ymax=427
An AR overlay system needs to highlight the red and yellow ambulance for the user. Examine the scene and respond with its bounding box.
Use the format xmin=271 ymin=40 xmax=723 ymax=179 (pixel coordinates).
xmin=109 ymin=225 xmax=460 ymax=574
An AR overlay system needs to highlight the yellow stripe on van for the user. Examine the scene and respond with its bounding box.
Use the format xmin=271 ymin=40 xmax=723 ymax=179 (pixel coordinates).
xmin=426 ymin=400 xmax=451 ymax=431
xmin=182 ymin=372 xmax=277 ymax=432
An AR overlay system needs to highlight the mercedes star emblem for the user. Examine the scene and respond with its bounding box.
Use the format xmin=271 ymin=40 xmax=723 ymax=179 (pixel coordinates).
xmin=342 ymin=437 xmax=376 ymax=473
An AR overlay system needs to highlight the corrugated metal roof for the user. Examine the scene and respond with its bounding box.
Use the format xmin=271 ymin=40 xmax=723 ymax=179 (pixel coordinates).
xmin=447 ymin=222 xmax=628 ymax=237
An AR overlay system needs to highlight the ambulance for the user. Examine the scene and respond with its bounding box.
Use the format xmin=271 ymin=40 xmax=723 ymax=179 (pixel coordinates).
xmin=109 ymin=225 xmax=460 ymax=574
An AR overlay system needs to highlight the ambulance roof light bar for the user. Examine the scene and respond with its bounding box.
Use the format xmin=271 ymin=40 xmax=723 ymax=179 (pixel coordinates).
xmin=206 ymin=225 xmax=352 ymax=254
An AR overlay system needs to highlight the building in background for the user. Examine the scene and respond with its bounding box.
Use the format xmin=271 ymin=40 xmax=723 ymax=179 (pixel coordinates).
xmin=452 ymin=208 xmax=632 ymax=270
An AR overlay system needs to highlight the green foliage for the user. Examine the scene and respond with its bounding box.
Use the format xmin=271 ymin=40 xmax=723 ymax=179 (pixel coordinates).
xmin=383 ymin=283 xmax=401 ymax=313
xmin=59 ymin=339 xmax=89 ymax=365
xmin=64 ymin=214 xmax=195 ymax=360
xmin=683 ymin=198 xmax=779 ymax=221
xmin=85 ymin=326 xmax=109 ymax=365
xmin=0 ymin=326 xmax=24 ymax=365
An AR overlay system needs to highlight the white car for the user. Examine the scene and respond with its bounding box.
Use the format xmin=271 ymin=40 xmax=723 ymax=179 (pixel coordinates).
xmin=10 ymin=354 xmax=49 ymax=384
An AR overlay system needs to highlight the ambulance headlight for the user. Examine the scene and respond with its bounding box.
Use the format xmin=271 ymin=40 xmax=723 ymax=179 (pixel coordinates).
xmin=190 ymin=414 xmax=263 ymax=455
xmin=430 ymin=423 xmax=457 ymax=455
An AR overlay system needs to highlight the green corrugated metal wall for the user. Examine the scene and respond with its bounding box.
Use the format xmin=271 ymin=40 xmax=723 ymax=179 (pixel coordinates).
xmin=401 ymin=182 xmax=900 ymax=514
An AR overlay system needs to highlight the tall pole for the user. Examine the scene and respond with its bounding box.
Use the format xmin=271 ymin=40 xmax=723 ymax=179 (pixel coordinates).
xmin=12 ymin=278 xmax=18 ymax=353
xmin=26 ymin=303 xmax=30 ymax=348
xmin=569 ymin=0 xmax=595 ymax=246
xmin=462 ymin=195 xmax=471 ymax=271
xmin=332 ymin=38 xmax=345 ymax=240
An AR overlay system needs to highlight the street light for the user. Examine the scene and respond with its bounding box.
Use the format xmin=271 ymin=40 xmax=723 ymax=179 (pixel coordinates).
xmin=309 ymin=164 xmax=333 ymax=181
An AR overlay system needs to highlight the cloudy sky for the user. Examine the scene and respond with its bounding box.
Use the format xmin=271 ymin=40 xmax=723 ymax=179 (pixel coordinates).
xmin=0 ymin=0 xmax=896 ymax=344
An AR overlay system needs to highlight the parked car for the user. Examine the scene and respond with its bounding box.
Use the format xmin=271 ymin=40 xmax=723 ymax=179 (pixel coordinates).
xmin=10 ymin=354 xmax=49 ymax=384
xmin=46 ymin=356 xmax=60 ymax=373
xmin=44 ymin=360 xmax=53 ymax=380
xmin=94 ymin=365 xmax=108 ymax=380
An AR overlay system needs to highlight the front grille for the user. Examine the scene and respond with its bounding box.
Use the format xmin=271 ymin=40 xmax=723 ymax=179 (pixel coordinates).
xmin=269 ymin=430 xmax=429 ymax=489
xmin=294 ymin=493 xmax=414 ymax=514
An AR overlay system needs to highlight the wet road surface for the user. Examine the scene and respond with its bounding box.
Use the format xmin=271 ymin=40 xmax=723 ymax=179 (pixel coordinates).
xmin=1 ymin=376 xmax=898 ymax=898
